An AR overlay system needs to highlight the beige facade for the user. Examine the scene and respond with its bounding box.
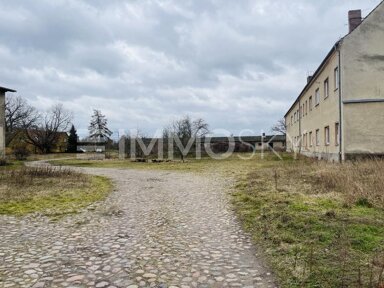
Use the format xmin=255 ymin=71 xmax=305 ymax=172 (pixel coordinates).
xmin=0 ymin=87 xmax=16 ymax=158
xmin=0 ymin=92 xmax=4 ymax=158
xmin=285 ymin=2 xmax=384 ymax=161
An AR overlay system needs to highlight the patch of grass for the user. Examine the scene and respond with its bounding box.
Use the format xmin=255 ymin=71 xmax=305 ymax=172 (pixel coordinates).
xmin=26 ymin=153 xmax=78 ymax=161
xmin=0 ymin=160 xmax=24 ymax=171
xmin=0 ymin=166 xmax=112 ymax=216
xmin=232 ymin=159 xmax=384 ymax=288
xmin=51 ymin=152 xmax=291 ymax=175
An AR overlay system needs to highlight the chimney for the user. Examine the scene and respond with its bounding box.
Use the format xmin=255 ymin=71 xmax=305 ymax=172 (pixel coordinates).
xmin=307 ymin=75 xmax=313 ymax=83
xmin=348 ymin=10 xmax=362 ymax=33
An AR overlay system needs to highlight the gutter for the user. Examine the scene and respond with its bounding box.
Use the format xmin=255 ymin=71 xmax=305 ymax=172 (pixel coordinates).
xmin=299 ymin=99 xmax=301 ymax=153
xmin=338 ymin=45 xmax=343 ymax=162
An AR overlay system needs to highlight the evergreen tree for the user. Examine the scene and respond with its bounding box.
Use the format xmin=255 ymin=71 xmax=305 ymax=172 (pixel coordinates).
xmin=67 ymin=124 xmax=78 ymax=153
xmin=88 ymin=109 xmax=112 ymax=142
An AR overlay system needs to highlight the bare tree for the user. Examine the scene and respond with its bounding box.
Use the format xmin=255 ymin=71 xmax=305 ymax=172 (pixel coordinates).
xmin=164 ymin=116 xmax=209 ymax=161
xmin=5 ymin=96 xmax=39 ymax=145
xmin=271 ymin=118 xmax=286 ymax=135
xmin=25 ymin=104 xmax=72 ymax=154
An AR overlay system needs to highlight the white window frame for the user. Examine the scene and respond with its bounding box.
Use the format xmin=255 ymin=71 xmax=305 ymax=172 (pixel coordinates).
xmin=315 ymin=89 xmax=320 ymax=106
xmin=316 ymin=129 xmax=320 ymax=146
xmin=309 ymin=131 xmax=313 ymax=147
xmin=325 ymin=126 xmax=330 ymax=146
xmin=324 ymin=78 xmax=329 ymax=99
xmin=309 ymin=96 xmax=313 ymax=111
xmin=334 ymin=67 xmax=339 ymax=90
xmin=335 ymin=122 xmax=340 ymax=146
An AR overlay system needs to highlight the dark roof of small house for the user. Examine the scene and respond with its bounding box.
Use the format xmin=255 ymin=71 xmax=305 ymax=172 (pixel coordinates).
xmin=204 ymin=135 xmax=286 ymax=143
xmin=135 ymin=135 xmax=285 ymax=144
xmin=0 ymin=86 xmax=16 ymax=93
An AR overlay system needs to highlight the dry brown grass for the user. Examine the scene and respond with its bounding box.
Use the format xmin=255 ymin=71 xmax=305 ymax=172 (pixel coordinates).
xmin=0 ymin=166 xmax=86 ymax=202
xmin=0 ymin=166 xmax=111 ymax=215
xmin=274 ymin=158 xmax=384 ymax=209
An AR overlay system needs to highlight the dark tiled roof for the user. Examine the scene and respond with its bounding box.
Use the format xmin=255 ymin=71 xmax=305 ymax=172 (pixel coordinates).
xmin=204 ymin=135 xmax=286 ymax=143
xmin=0 ymin=86 xmax=16 ymax=93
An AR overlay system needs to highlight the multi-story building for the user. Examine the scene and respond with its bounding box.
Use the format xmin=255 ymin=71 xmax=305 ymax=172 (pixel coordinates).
xmin=285 ymin=2 xmax=384 ymax=161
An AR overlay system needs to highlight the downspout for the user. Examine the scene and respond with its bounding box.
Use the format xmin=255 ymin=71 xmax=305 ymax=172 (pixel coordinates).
xmin=298 ymin=99 xmax=301 ymax=154
xmin=337 ymin=44 xmax=343 ymax=162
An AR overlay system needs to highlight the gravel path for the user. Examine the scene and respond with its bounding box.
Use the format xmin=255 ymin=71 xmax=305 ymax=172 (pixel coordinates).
xmin=0 ymin=165 xmax=277 ymax=288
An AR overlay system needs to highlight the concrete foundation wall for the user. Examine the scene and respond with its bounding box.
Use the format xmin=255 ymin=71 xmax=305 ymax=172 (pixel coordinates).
xmin=301 ymin=151 xmax=340 ymax=162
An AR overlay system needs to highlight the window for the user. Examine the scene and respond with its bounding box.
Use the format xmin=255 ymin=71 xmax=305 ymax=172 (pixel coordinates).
xmin=309 ymin=131 xmax=313 ymax=147
xmin=291 ymin=116 xmax=293 ymax=126
xmin=305 ymin=100 xmax=308 ymax=115
xmin=335 ymin=123 xmax=340 ymax=146
xmin=316 ymin=129 xmax=320 ymax=146
xmin=294 ymin=112 xmax=296 ymax=122
xmin=324 ymin=78 xmax=329 ymax=99
xmin=334 ymin=67 xmax=339 ymax=90
xmin=315 ymin=88 xmax=320 ymax=106
xmin=309 ymin=96 xmax=313 ymax=111
xmin=325 ymin=126 xmax=330 ymax=145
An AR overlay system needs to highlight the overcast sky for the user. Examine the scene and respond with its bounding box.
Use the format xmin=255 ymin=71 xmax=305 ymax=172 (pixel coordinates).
xmin=0 ymin=0 xmax=381 ymax=138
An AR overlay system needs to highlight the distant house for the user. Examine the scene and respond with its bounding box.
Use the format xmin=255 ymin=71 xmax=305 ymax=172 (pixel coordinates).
xmin=285 ymin=3 xmax=384 ymax=161
xmin=124 ymin=135 xmax=286 ymax=157
xmin=204 ymin=135 xmax=286 ymax=153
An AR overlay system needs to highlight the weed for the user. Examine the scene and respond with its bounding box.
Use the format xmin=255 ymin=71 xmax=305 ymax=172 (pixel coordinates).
xmin=0 ymin=166 xmax=112 ymax=216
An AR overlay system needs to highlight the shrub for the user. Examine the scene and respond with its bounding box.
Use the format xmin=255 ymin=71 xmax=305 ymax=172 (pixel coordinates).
xmin=13 ymin=146 xmax=30 ymax=161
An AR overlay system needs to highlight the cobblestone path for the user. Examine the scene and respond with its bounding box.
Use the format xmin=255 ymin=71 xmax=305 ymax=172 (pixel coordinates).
xmin=0 ymin=166 xmax=277 ymax=288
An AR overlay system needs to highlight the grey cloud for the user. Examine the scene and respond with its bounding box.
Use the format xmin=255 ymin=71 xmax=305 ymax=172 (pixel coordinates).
xmin=0 ymin=0 xmax=381 ymax=137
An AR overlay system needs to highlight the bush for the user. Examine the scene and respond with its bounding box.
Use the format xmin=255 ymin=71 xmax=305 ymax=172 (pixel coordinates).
xmin=0 ymin=158 xmax=6 ymax=166
xmin=13 ymin=146 xmax=30 ymax=161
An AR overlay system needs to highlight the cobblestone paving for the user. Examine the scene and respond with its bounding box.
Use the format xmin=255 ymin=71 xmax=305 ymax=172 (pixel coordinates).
xmin=0 ymin=165 xmax=277 ymax=288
